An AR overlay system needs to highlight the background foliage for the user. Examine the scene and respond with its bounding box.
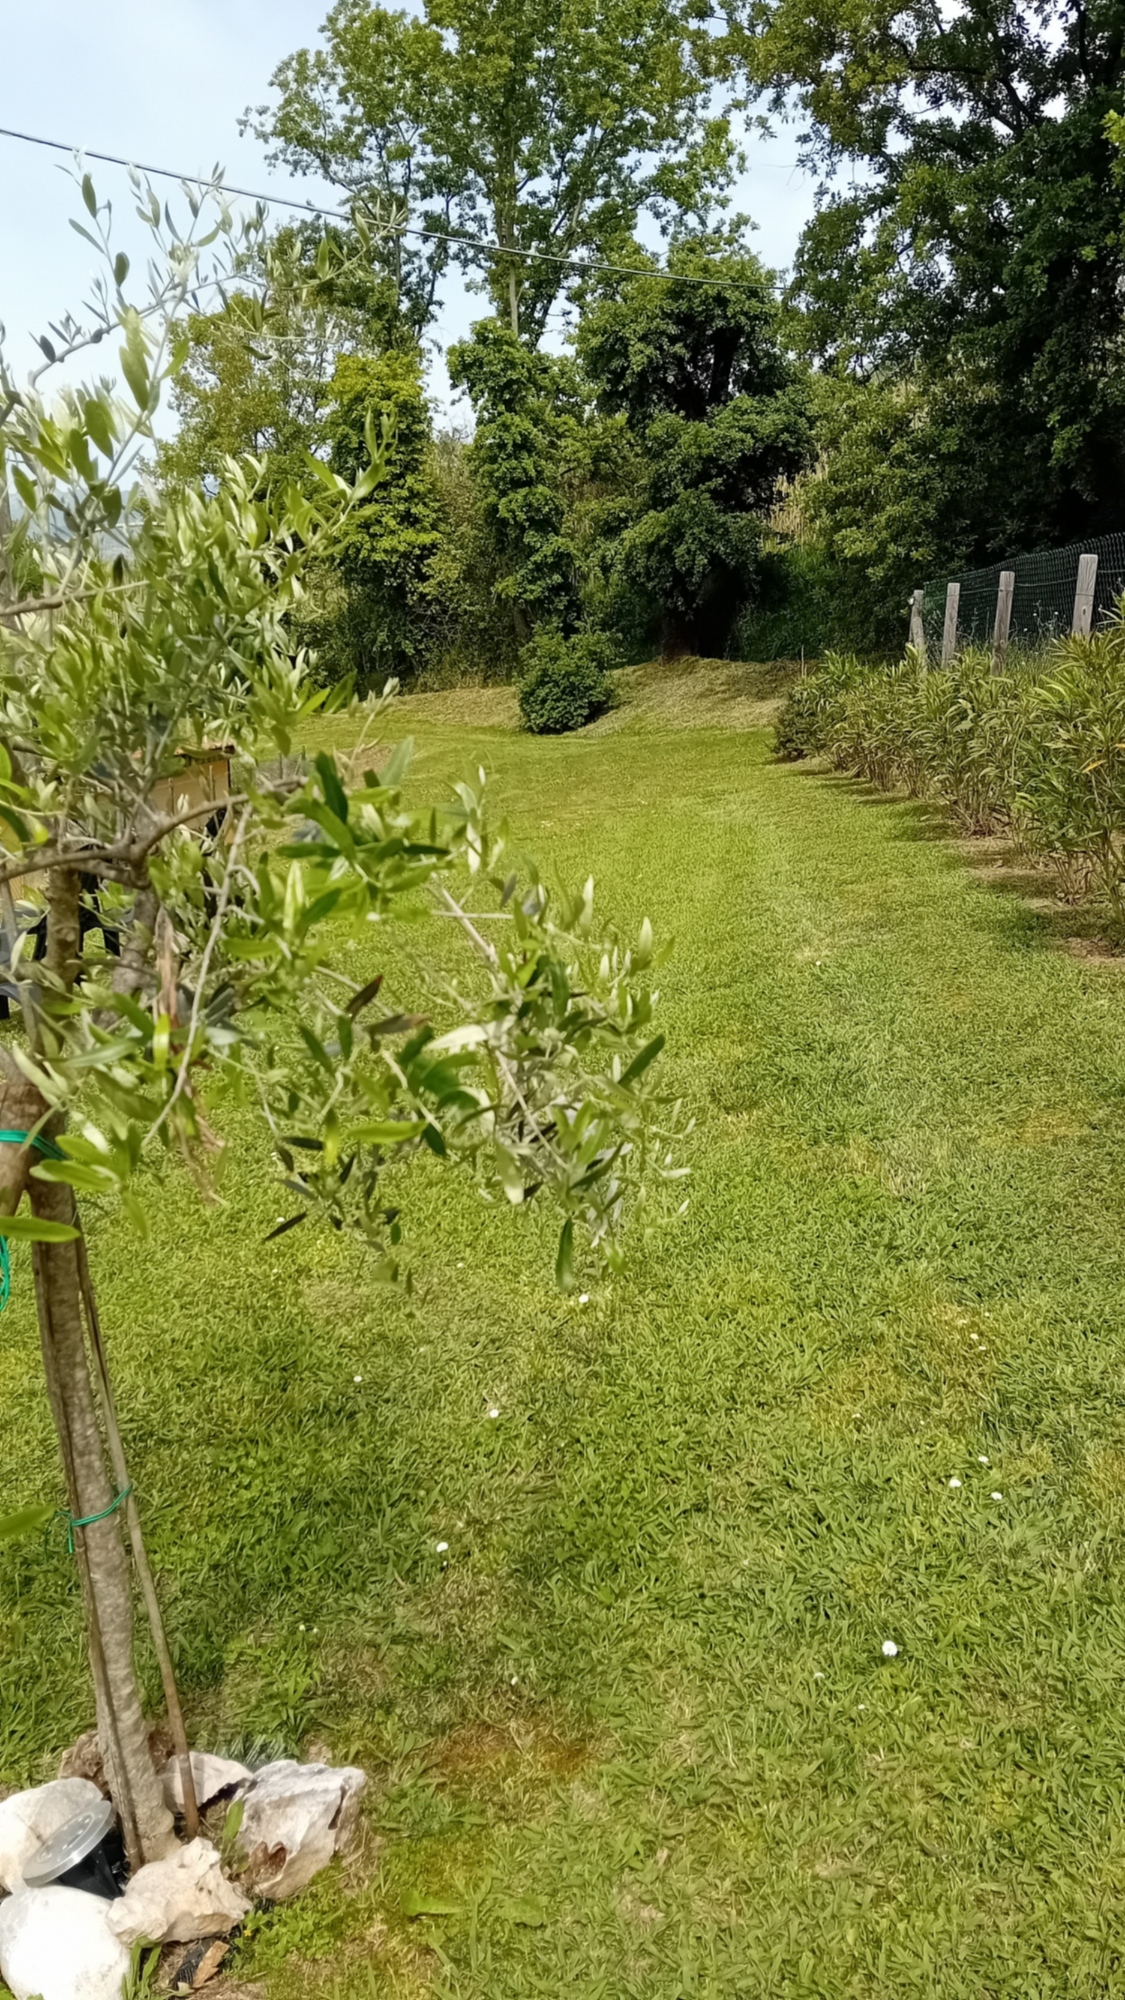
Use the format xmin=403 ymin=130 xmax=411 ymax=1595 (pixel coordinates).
xmin=149 ymin=0 xmax=1125 ymax=690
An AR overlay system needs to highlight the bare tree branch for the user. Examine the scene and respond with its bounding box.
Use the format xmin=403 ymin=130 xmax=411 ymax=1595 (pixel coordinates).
xmin=145 ymin=805 xmax=252 ymax=1146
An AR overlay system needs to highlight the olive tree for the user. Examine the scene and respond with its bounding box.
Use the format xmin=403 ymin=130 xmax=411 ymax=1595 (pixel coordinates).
xmin=0 ymin=171 xmax=674 ymax=1868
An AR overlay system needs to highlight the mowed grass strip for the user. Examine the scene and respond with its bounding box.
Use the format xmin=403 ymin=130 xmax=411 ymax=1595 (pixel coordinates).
xmin=5 ymin=671 xmax=1125 ymax=1995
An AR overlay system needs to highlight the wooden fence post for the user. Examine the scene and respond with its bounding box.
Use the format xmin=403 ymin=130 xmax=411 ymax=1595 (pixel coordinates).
xmin=908 ymin=588 xmax=926 ymax=656
xmin=1071 ymin=552 xmax=1098 ymax=637
xmin=941 ymin=581 xmax=960 ymax=666
xmin=992 ymin=570 xmax=1015 ymax=669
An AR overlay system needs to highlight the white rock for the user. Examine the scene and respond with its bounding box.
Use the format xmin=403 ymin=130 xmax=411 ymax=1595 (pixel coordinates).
xmin=0 ymin=1778 xmax=104 ymax=1893
xmin=107 ymin=1835 xmax=249 ymax=1948
xmin=160 ymin=1751 xmax=251 ymax=1815
xmin=0 ymin=1885 xmax=131 ymax=2000
xmin=233 ymin=1759 xmax=366 ymax=1900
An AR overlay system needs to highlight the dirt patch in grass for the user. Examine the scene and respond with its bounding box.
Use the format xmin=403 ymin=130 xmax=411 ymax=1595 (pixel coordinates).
xmin=938 ymin=829 xmax=1125 ymax=959
xmin=426 ymin=1717 xmax=596 ymax=1796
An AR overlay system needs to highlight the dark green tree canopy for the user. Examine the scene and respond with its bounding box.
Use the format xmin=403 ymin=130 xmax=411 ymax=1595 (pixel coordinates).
xmin=731 ymin=0 xmax=1125 ymax=542
xmin=320 ymin=348 xmax=446 ymax=681
xmin=252 ymin=0 xmax=731 ymax=343
xmin=580 ymin=241 xmax=795 ymax=427
xmin=449 ymin=320 xmax=579 ymax=638
xmin=579 ymin=239 xmax=813 ymax=652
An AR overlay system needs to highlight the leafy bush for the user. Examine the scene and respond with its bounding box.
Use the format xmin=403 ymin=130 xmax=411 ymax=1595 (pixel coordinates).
xmin=518 ymin=632 xmax=617 ymax=734
xmin=913 ymin=654 xmax=1028 ymax=834
xmin=777 ymin=607 xmax=1125 ymax=931
xmin=1015 ymin=626 xmax=1125 ymax=913
xmin=773 ymin=651 xmax=873 ymax=759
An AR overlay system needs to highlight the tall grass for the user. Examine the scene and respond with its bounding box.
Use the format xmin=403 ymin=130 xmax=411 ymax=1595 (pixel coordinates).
xmin=775 ymin=612 xmax=1125 ymax=927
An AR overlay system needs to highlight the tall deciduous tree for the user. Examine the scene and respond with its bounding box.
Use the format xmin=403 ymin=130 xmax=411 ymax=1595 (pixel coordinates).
xmin=319 ymin=346 xmax=446 ymax=680
xmin=448 ymin=320 xmax=580 ymax=641
xmin=157 ymin=224 xmax=384 ymax=494
xmin=730 ymin=0 xmax=1125 ymax=547
xmin=795 ymin=374 xmax=986 ymax=650
xmin=580 ymin=236 xmax=813 ymax=655
xmin=250 ymin=0 xmax=731 ymax=343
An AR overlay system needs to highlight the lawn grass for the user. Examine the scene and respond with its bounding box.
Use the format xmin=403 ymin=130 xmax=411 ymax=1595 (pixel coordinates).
xmin=6 ymin=661 xmax=1125 ymax=1995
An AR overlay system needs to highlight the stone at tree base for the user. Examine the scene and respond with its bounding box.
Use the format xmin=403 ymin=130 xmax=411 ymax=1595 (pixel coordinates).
xmin=160 ymin=1751 xmax=252 ymax=1815
xmin=232 ymin=1759 xmax=366 ymax=1900
xmin=57 ymin=1730 xmax=108 ymax=1795
xmin=0 ymin=1778 xmax=104 ymax=1893
xmin=0 ymin=1884 xmax=131 ymax=2000
xmin=107 ymin=1836 xmax=249 ymax=1948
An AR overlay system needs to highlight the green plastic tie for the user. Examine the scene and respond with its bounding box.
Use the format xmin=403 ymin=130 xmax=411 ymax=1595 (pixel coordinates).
xmin=0 ymin=1128 xmax=65 ymax=1158
xmin=0 ymin=1128 xmax=66 ymax=1314
xmin=64 ymin=1485 xmax=133 ymax=1555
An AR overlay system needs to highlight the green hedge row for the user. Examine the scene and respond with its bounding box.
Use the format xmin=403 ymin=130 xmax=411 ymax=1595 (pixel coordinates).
xmin=776 ymin=619 xmax=1125 ymax=924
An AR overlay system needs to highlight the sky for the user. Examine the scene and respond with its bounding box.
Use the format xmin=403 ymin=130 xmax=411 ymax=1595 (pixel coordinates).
xmin=0 ymin=0 xmax=820 ymax=421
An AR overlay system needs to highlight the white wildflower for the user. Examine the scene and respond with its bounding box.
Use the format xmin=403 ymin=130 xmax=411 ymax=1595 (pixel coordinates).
xmin=948 ymin=1477 xmax=962 ymax=1489
xmin=436 ymin=1540 xmax=449 ymax=1552
xmin=881 ymin=1639 xmax=899 ymax=1658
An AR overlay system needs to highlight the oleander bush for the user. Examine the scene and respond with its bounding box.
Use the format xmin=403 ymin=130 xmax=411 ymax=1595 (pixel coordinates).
xmin=772 ymin=650 xmax=871 ymax=760
xmin=775 ymin=607 xmax=1125 ymax=927
xmin=1016 ymin=627 xmax=1125 ymax=916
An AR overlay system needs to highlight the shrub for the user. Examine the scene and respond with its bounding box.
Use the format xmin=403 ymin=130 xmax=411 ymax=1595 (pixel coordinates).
xmin=911 ymin=653 xmax=1028 ymax=834
xmin=778 ymin=647 xmax=1026 ymax=833
xmin=832 ymin=654 xmax=922 ymax=790
xmin=773 ymin=651 xmax=873 ymax=759
xmin=518 ymin=632 xmax=617 ymax=734
xmin=1014 ymin=624 xmax=1125 ymax=916
xmin=776 ymin=606 xmax=1125 ymax=934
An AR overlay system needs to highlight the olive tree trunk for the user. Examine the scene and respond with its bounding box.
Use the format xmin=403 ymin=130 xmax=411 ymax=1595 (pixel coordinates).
xmin=30 ymin=1177 xmax=175 ymax=1866
xmin=16 ymin=867 xmax=176 ymax=1866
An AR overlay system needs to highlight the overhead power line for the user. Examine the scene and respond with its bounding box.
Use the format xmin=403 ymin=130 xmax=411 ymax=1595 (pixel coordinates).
xmin=0 ymin=124 xmax=808 ymax=295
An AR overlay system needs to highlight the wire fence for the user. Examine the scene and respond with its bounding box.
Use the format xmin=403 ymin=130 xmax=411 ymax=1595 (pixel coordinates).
xmin=921 ymin=532 xmax=1125 ymax=656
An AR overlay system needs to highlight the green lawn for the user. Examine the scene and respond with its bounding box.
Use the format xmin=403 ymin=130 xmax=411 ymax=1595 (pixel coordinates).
xmin=6 ymin=663 xmax=1125 ymax=1996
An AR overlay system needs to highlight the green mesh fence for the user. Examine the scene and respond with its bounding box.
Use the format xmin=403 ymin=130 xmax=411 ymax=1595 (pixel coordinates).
xmin=921 ymin=533 xmax=1125 ymax=654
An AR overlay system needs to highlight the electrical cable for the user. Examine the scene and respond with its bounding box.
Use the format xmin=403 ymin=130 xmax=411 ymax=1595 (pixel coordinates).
xmin=0 ymin=123 xmax=808 ymax=294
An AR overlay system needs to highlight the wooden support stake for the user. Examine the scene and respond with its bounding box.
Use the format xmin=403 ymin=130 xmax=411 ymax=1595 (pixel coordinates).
xmin=1071 ymin=552 xmax=1098 ymax=637
xmin=908 ymin=588 xmax=926 ymax=656
xmin=941 ymin=581 xmax=960 ymax=666
xmin=992 ymin=570 xmax=1015 ymax=669
xmin=77 ymin=1232 xmax=200 ymax=1838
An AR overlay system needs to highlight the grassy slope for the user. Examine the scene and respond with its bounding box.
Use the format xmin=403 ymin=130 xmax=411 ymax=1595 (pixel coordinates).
xmin=6 ymin=662 xmax=1125 ymax=1995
